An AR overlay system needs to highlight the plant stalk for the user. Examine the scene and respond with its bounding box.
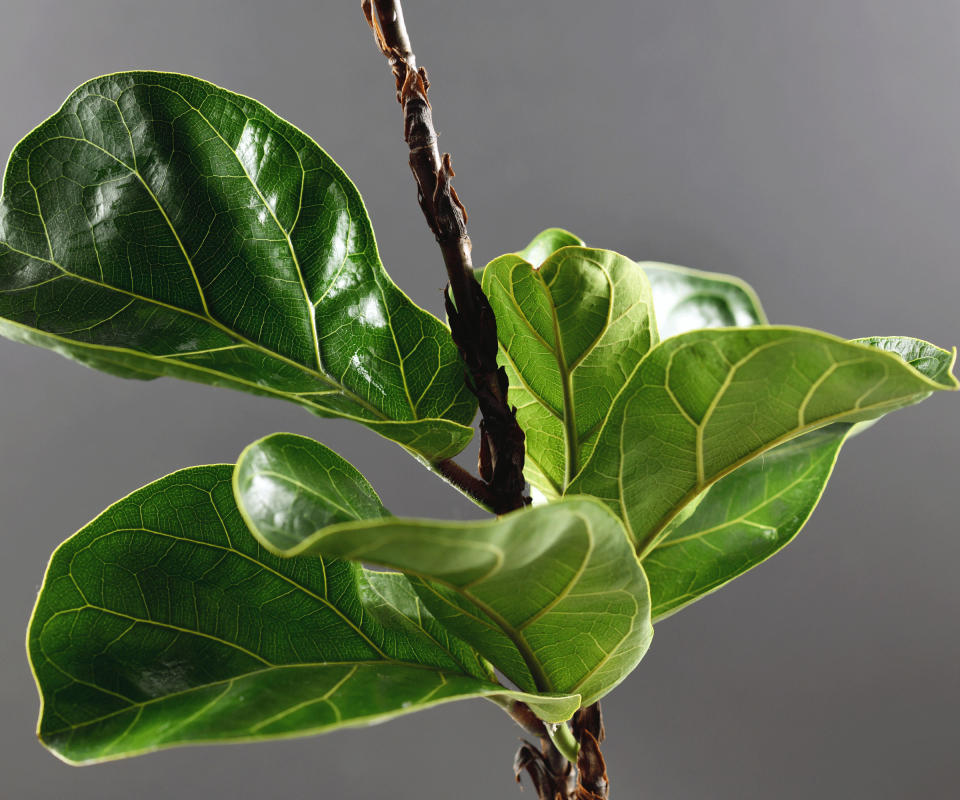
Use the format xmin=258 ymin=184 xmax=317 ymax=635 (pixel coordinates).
xmin=361 ymin=2 xmax=609 ymax=796
xmin=361 ymin=0 xmax=529 ymax=515
xmin=546 ymin=722 xmax=581 ymax=764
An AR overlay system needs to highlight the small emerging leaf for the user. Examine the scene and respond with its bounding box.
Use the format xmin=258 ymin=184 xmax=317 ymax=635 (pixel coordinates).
xmin=0 ymin=72 xmax=475 ymax=461
xmin=28 ymin=465 xmax=578 ymax=765
xmin=482 ymin=246 xmax=657 ymax=496
xmin=234 ymin=436 xmax=652 ymax=707
xmin=517 ymin=227 xmax=584 ymax=267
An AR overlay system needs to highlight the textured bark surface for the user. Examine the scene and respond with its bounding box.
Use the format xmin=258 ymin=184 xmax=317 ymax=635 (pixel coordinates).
xmin=362 ymin=3 xmax=609 ymax=797
xmin=362 ymin=0 xmax=528 ymax=514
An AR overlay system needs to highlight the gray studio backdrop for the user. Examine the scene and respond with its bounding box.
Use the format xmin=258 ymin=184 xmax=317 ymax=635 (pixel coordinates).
xmin=1 ymin=1 xmax=957 ymax=798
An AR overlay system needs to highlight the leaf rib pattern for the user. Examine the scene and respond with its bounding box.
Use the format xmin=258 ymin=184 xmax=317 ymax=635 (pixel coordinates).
xmin=493 ymin=233 xmax=955 ymax=615
xmin=643 ymin=335 xmax=958 ymax=617
xmin=645 ymin=425 xmax=852 ymax=619
xmin=233 ymin=439 xmax=653 ymax=708
xmin=482 ymin=246 xmax=657 ymax=496
xmin=569 ymin=327 xmax=958 ymax=555
xmin=28 ymin=465 xmax=579 ymax=765
xmin=0 ymin=72 xmax=476 ymax=461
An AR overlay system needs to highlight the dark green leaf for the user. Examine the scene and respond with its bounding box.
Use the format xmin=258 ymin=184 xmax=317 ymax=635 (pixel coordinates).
xmin=233 ymin=442 xmax=652 ymax=705
xmin=567 ymin=327 xmax=958 ymax=556
xmin=28 ymin=465 xmax=578 ymax=764
xmin=233 ymin=432 xmax=388 ymax=552
xmin=0 ymin=72 xmax=475 ymax=461
xmin=482 ymin=247 xmax=657 ymax=496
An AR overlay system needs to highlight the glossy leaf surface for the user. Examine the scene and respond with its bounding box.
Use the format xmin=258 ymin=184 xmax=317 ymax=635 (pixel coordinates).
xmin=233 ymin=432 xmax=388 ymax=552
xmin=482 ymin=247 xmax=657 ymax=496
xmin=568 ymin=327 xmax=958 ymax=556
xmin=0 ymin=72 xmax=475 ymax=461
xmin=28 ymin=465 xmax=578 ymax=765
xmin=517 ymin=227 xmax=584 ymax=267
xmin=233 ymin=444 xmax=652 ymax=706
xmin=642 ymin=261 xmax=766 ymax=338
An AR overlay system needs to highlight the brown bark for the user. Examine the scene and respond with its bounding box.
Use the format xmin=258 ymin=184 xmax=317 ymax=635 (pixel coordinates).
xmin=361 ymin=3 xmax=609 ymax=797
xmin=361 ymin=0 xmax=528 ymax=515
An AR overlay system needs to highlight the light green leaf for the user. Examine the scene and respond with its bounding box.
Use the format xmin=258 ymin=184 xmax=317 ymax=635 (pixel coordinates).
xmin=0 ymin=72 xmax=475 ymax=462
xmin=28 ymin=465 xmax=578 ymax=765
xmin=642 ymin=261 xmax=767 ymax=338
xmin=517 ymin=227 xmax=584 ymax=267
xmin=234 ymin=443 xmax=652 ymax=706
xmin=853 ymin=335 xmax=959 ymax=384
xmin=644 ymin=334 xmax=956 ymax=619
xmin=482 ymin=247 xmax=657 ymax=496
xmin=646 ymin=424 xmax=852 ymax=620
xmin=508 ymin=229 xmax=766 ymax=337
xmin=567 ymin=327 xmax=958 ymax=556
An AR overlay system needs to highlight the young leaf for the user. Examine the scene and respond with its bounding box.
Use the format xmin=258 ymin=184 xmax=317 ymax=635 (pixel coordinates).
xmin=567 ymin=327 xmax=958 ymax=556
xmin=642 ymin=262 xmax=767 ymax=338
xmin=233 ymin=440 xmax=652 ymax=706
xmin=28 ymin=465 xmax=578 ymax=765
xmin=517 ymin=227 xmax=585 ymax=267
xmin=508 ymin=229 xmax=766 ymax=337
xmin=0 ymin=72 xmax=475 ymax=462
xmin=644 ymin=335 xmax=957 ymax=618
xmin=482 ymin=247 xmax=657 ymax=496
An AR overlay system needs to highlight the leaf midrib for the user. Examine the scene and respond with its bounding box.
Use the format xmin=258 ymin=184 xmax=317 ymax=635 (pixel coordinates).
xmin=540 ymin=269 xmax=579 ymax=489
xmin=502 ymin=256 xmax=620 ymax=490
xmin=654 ymin=442 xmax=838 ymax=548
xmin=38 ymin=659 xmax=477 ymax=739
xmin=7 ymin=85 xmax=414 ymax=422
xmin=635 ymin=390 xmax=930 ymax=558
xmin=72 ymin=525 xmax=392 ymax=658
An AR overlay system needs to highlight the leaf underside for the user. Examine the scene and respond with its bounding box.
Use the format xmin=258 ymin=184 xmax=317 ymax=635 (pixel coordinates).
xmin=233 ymin=437 xmax=651 ymax=707
xmin=0 ymin=72 xmax=475 ymax=461
xmin=484 ymin=229 xmax=956 ymax=618
xmin=643 ymin=335 xmax=957 ymax=616
xmin=569 ymin=326 xmax=957 ymax=556
xmin=482 ymin=246 xmax=657 ymax=496
xmin=28 ymin=465 xmax=579 ymax=765
xmin=645 ymin=423 xmax=853 ymax=620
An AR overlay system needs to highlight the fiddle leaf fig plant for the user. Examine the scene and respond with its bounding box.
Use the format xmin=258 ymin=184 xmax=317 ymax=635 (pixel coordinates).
xmin=0 ymin=72 xmax=475 ymax=462
xmin=3 ymin=2 xmax=955 ymax=796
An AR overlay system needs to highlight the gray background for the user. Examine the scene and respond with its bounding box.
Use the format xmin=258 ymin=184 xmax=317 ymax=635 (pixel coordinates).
xmin=1 ymin=1 xmax=957 ymax=797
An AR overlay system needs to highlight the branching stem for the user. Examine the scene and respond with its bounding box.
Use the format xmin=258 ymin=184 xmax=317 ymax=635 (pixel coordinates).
xmin=361 ymin=0 xmax=529 ymax=515
xmin=361 ymin=3 xmax=610 ymax=797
